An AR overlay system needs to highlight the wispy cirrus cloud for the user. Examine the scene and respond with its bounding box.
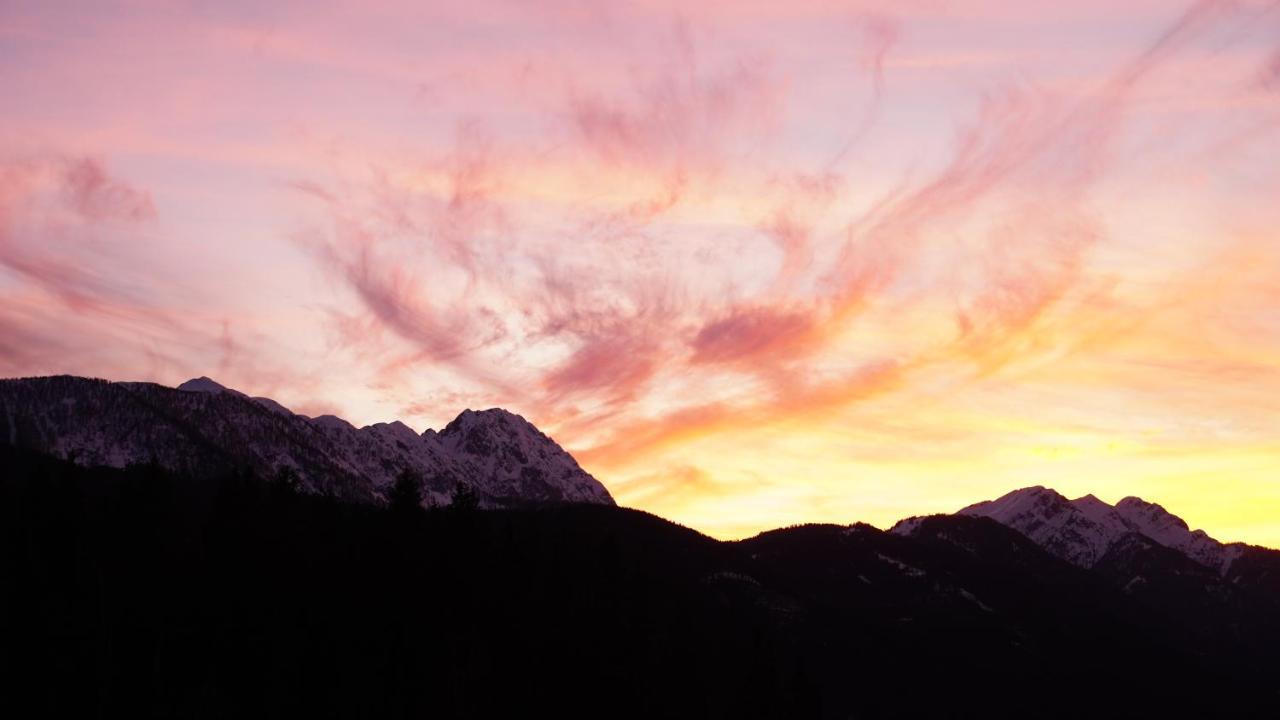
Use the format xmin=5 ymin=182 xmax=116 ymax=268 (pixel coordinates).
xmin=286 ymin=1 xmax=1280 ymax=469
xmin=0 ymin=153 xmax=313 ymax=403
xmin=4 ymin=0 xmax=1280 ymax=542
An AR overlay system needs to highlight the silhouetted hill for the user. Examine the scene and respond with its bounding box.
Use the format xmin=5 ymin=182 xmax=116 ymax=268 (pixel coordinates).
xmin=3 ymin=447 xmax=1278 ymax=718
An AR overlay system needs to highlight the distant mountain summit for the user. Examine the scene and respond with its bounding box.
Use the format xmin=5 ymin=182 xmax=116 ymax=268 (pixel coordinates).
xmin=0 ymin=374 xmax=613 ymax=508
xmin=894 ymin=485 xmax=1244 ymax=574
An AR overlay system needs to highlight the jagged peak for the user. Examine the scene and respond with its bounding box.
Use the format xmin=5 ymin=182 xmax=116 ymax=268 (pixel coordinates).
xmin=1069 ymin=493 xmax=1124 ymax=524
xmin=175 ymin=377 xmax=296 ymax=416
xmin=1117 ymin=495 xmax=1171 ymax=512
xmin=960 ymin=485 xmax=1069 ymax=517
xmin=441 ymin=407 xmax=538 ymax=437
xmin=953 ymin=486 xmax=1240 ymax=573
xmin=1016 ymin=485 xmax=1058 ymax=496
xmin=454 ymin=407 xmax=522 ymax=422
xmin=1116 ymin=496 xmax=1190 ymax=529
xmin=1116 ymin=496 xmax=1199 ymax=541
xmin=993 ymin=485 xmax=1061 ymax=500
xmin=177 ymin=376 xmax=229 ymax=393
xmin=0 ymin=372 xmax=615 ymax=508
xmin=311 ymin=414 xmax=355 ymax=432
xmin=364 ymin=420 xmax=420 ymax=442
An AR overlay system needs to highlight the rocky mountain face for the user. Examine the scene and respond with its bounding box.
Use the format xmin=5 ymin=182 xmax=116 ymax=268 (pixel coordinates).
xmin=935 ymin=485 xmax=1244 ymax=573
xmin=0 ymin=374 xmax=613 ymax=508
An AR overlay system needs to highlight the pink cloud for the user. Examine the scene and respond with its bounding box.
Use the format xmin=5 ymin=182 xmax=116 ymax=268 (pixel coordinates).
xmin=1263 ymin=46 xmax=1280 ymax=90
xmin=276 ymin=0 xmax=1280 ymax=450
xmin=60 ymin=156 xmax=155 ymax=223
xmin=3 ymin=0 xmax=1280 ymax=541
xmin=689 ymin=304 xmax=817 ymax=367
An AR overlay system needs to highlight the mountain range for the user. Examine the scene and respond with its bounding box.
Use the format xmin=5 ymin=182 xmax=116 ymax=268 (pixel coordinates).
xmin=3 ymin=374 xmax=1280 ymax=716
xmin=953 ymin=485 xmax=1242 ymax=571
xmin=0 ymin=374 xmax=612 ymax=508
xmin=2 ymin=374 xmax=1267 ymax=572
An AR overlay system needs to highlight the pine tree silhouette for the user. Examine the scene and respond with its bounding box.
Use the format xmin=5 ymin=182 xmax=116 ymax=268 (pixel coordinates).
xmin=389 ymin=469 xmax=423 ymax=514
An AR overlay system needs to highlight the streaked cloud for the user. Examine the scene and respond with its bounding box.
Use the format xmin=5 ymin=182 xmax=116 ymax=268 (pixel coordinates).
xmin=2 ymin=0 xmax=1278 ymax=545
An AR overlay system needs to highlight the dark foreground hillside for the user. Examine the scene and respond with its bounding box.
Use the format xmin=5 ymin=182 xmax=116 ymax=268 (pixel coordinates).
xmin=1 ymin=447 xmax=1276 ymax=718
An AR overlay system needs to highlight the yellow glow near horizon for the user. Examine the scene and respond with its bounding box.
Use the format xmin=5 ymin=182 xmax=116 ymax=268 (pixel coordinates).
xmin=607 ymin=423 xmax=1280 ymax=546
xmin=2 ymin=1 xmax=1278 ymax=547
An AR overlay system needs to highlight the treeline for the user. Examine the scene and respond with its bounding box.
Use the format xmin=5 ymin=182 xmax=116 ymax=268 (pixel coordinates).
xmin=3 ymin=446 xmax=1278 ymax=718
xmin=0 ymin=447 xmax=814 ymax=719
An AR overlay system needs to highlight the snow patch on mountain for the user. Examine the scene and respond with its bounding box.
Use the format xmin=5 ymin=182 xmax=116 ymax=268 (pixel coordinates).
xmin=888 ymin=516 xmax=926 ymax=536
xmin=875 ymin=552 xmax=926 ymax=578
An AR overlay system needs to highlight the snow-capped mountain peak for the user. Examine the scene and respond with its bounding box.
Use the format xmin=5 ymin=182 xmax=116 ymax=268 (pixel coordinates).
xmin=1070 ymin=493 xmax=1110 ymax=517
xmin=436 ymin=407 xmax=613 ymax=505
xmin=440 ymin=407 xmax=533 ymax=438
xmin=365 ymin=420 xmax=421 ymax=445
xmin=959 ymin=485 xmax=1058 ymax=520
xmin=959 ymin=486 xmax=1124 ymax=567
xmin=1068 ymin=494 xmax=1134 ymax=536
xmin=0 ymin=375 xmax=614 ymax=509
xmin=958 ymin=485 xmax=1240 ymax=573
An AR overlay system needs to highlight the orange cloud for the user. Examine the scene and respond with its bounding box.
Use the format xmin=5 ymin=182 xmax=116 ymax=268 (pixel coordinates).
xmin=4 ymin=0 xmax=1279 ymax=544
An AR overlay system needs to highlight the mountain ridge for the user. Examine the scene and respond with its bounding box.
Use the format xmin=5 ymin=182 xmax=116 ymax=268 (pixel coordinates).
xmin=0 ymin=374 xmax=613 ymax=508
xmin=5 ymin=381 xmax=1280 ymax=714
xmin=10 ymin=445 xmax=1279 ymax=717
xmin=893 ymin=485 xmax=1250 ymax=575
xmin=2 ymin=374 xmax=1271 ymax=568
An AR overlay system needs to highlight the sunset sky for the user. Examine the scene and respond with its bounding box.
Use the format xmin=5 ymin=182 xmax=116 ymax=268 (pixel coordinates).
xmin=2 ymin=0 xmax=1279 ymax=543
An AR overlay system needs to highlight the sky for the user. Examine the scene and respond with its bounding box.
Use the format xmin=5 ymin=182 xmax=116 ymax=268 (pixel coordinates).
xmin=2 ymin=0 xmax=1279 ymax=543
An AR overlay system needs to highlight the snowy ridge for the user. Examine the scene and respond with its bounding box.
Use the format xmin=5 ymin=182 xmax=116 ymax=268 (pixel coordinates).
xmin=1112 ymin=496 xmax=1244 ymax=573
xmin=954 ymin=486 xmax=1241 ymax=574
xmin=0 ymin=375 xmax=614 ymax=509
xmin=957 ymin=487 xmax=1124 ymax=567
